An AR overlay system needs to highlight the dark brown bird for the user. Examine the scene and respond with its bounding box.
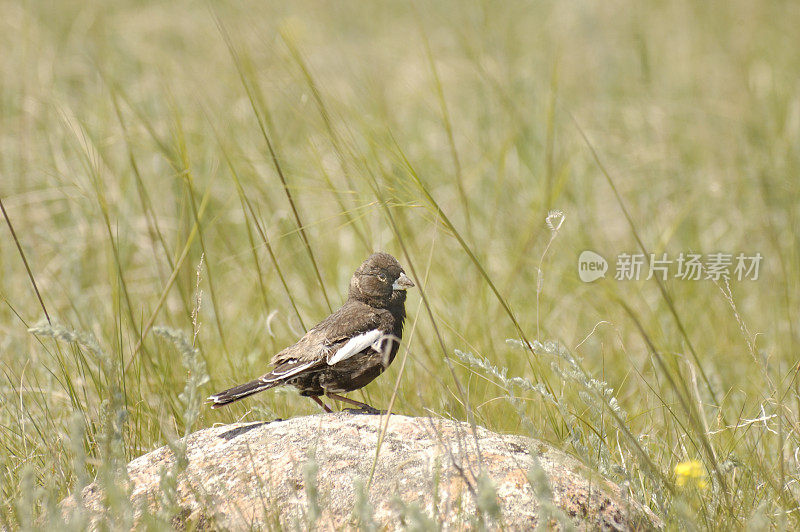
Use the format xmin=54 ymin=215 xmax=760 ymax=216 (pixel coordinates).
xmin=207 ymin=252 xmax=414 ymax=413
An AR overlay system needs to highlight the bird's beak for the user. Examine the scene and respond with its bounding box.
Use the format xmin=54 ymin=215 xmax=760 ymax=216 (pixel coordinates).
xmin=392 ymin=272 xmax=415 ymax=290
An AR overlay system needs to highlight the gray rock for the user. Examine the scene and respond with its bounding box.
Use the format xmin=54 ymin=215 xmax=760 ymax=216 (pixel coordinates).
xmin=63 ymin=413 xmax=662 ymax=530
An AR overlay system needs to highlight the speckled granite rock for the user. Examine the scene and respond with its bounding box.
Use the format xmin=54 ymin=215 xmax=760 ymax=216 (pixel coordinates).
xmin=63 ymin=413 xmax=661 ymax=530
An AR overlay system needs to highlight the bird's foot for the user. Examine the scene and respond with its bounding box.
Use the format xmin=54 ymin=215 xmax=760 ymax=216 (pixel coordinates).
xmin=325 ymin=392 xmax=383 ymax=414
xmin=343 ymin=405 xmax=385 ymax=415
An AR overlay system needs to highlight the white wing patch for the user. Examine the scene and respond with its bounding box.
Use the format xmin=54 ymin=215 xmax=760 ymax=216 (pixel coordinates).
xmin=327 ymin=329 xmax=383 ymax=365
xmin=262 ymin=359 xmax=318 ymax=383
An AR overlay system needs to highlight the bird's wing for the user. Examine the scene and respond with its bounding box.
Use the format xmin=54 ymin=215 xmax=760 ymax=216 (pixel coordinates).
xmin=326 ymin=329 xmax=383 ymax=365
xmin=265 ymin=302 xmax=384 ymax=377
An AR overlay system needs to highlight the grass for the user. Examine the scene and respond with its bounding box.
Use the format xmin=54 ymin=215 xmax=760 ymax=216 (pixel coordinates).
xmin=1 ymin=0 xmax=799 ymax=528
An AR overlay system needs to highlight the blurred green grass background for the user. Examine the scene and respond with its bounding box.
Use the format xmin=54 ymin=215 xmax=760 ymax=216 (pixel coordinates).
xmin=1 ymin=0 xmax=799 ymax=528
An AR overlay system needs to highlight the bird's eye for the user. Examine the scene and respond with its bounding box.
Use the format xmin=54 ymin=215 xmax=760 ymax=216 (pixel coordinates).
xmin=377 ymin=273 xmax=387 ymax=283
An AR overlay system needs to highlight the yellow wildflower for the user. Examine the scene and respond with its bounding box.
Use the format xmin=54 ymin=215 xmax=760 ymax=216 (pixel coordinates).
xmin=674 ymin=460 xmax=708 ymax=489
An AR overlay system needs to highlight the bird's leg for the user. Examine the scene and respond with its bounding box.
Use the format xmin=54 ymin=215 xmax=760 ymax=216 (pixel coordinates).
xmin=326 ymin=392 xmax=382 ymax=414
xmin=310 ymin=396 xmax=333 ymax=413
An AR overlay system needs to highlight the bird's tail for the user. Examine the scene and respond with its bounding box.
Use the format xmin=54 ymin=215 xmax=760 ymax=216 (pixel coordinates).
xmin=207 ymin=379 xmax=279 ymax=408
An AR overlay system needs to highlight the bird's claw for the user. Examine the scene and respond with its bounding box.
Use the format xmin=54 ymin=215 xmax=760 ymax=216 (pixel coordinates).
xmin=343 ymin=405 xmax=385 ymax=415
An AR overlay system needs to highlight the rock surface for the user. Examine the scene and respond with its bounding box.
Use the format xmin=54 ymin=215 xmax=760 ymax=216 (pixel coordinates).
xmin=64 ymin=413 xmax=661 ymax=530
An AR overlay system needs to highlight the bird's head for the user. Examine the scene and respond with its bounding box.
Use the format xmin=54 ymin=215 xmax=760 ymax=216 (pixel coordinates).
xmin=349 ymin=252 xmax=414 ymax=308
